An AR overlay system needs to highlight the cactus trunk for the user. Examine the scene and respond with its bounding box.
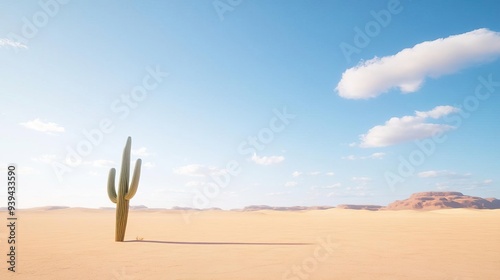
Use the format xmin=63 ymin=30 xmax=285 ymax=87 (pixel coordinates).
xmin=115 ymin=195 xmax=130 ymax=241
xmin=107 ymin=136 xmax=142 ymax=242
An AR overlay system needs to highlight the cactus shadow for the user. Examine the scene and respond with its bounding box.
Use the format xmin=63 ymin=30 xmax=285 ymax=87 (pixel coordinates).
xmin=124 ymin=240 xmax=312 ymax=246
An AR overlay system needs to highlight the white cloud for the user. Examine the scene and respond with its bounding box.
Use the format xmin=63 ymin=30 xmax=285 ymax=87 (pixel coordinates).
xmin=132 ymin=147 xmax=151 ymax=157
xmin=92 ymin=159 xmax=115 ymax=168
xmin=463 ymin=179 xmax=493 ymax=190
xmin=352 ymin=177 xmax=372 ymax=183
xmin=19 ymin=166 xmax=37 ymax=175
xmin=251 ymin=154 xmax=284 ymax=165
xmin=20 ymin=118 xmax=64 ymax=134
xmin=173 ymin=164 xmax=227 ymax=177
xmin=369 ymin=152 xmax=386 ymax=159
xmin=359 ymin=105 xmax=459 ymax=147
xmin=143 ymin=162 xmax=155 ymax=169
xmin=418 ymin=170 xmax=442 ymax=178
xmin=321 ymin=183 xmax=341 ymax=189
xmin=186 ymin=181 xmax=206 ymax=187
xmin=284 ymin=181 xmax=298 ymax=187
xmin=292 ymin=171 xmax=334 ymax=177
xmin=342 ymin=155 xmax=358 ymax=160
xmin=265 ymin=192 xmax=291 ymax=196
xmin=436 ymin=178 xmax=493 ymax=191
xmin=174 ymin=164 xmax=205 ymax=177
xmin=336 ymin=28 xmax=500 ymax=99
xmin=350 ymin=177 xmax=372 ymax=190
xmin=327 ymin=184 xmax=373 ymax=198
xmin=32 ymin=154 xmax=58 ymax=164
xmin=418 ymin=170 xmax=471 ymax=179
xmin=0 ymin=38 xmax=28 ymax=49
xmin=342 ymin=152 xmax=386 ymax=160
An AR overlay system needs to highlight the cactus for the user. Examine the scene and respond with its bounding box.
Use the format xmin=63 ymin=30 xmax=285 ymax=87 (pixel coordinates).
xmin=107 ymin=136 xmax=142 ymax=242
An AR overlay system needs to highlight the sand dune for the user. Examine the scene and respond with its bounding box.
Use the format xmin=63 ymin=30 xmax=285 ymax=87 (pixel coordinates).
xmin=1 ymin=208 xmax=499 ymax=279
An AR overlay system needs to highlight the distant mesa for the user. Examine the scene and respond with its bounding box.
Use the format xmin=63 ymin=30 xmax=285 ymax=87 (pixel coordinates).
xmin=241 ymin=205 xmax=334 ymax=211
xmin=170 ymin=206 xmax=222 ymax=211
xmin=387 ymin=192 xmax=500 ymax=210
xmin=130 ymin=205 xmax=149 ymax=210
xmin=31 ymin=206 xmax=70 ymax=211
xmin=336 ymin=204 xmax=383 ymax=211
xmin=171 ymin=206 xmax=201 ymax=211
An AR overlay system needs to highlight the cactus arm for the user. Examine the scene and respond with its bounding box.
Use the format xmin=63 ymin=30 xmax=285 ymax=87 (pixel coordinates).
xmin=125 ymin=158 xmax=142 ymax=200
xmin=107 ymin=168 xmax=117 ymax=203
xmin=119 ymin=136 xmax=132 ymax=194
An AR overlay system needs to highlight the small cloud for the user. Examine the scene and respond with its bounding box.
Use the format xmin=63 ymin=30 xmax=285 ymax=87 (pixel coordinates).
xmin=173 ymin=164 xmax=227 ymax=177
xmin=336 ymin=28 xmax=500 ymax=99
xmin=325 ymin=172 xmax=335 ymax=176
xmin=185 ymin=181 xmax=206 ymax=187
xmin=352 ymin=177 xmax=372 ymax=183
xmin=311 ymin=183 xmax=342 ymax=191
xmin=19 ymin=166 xmax=37 ymax=175
xmin=418 ymin=170 xmax=442 ymax=178
xmin=20 ymin=118 xmax=64 ymax=134
xmin=32 ymin=154 xmax=58 ymax=164
xmin=322 ymin=183 xmax=342 ymax=189
xmin=265 ymin=192 xmax=290 ymax=196
xmin=342 ymin=152 xmax=385 ymax=160
xmin=308 ymin=171 xmax=321 ymax=176
xmin=369 ymin=152 xmax=386 ymax=159
xmin=143 ymin=162 xmax=155 ymax=169
xmin=92 ymin=159 xmax=115 ymax=168
xmin=0 ymin=38 xmax=28 ymax=49
xmin=436 ymin=183 xmax=449 ymax=190
xmin=284 ymin=181 xmax=298 ymax=187
xmin=174 ymin=164 xmax=203 ymax=177
xmin=342 ymin=155 xmax=358 ymax=160
xmin=359 ymin=105 xmax=459 ymax=148
xmin=418 ymin=170 xmax=471 ymax=179
xmin=251 ymin=154 xmax=284 ymax=165
xmin=132 ymin=147 xmax=151 ymax=157
xmin=292 ymin=171 xmax=302 ymax=177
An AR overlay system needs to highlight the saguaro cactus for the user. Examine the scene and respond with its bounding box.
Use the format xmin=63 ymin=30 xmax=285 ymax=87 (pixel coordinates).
xmin=107 ymin=136 xmax=142 ymax=242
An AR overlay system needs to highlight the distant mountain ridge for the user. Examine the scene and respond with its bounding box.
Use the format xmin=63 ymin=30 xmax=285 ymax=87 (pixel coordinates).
xmin=240 ymin=205 xmax=334 ymax=211
xmin=11 ymin=192 xmax=500 ymax=211
xmin=387 ymin=192 xmax=500 ymax=210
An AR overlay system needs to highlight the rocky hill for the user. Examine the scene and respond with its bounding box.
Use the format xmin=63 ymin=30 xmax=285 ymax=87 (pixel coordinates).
xmin=241 ymin=205 xmax=334 ymax=211
xmin=336 ymin=204 xmax=383 ymax=211
xmin=387 ymin=192 xmax=500 ymax=210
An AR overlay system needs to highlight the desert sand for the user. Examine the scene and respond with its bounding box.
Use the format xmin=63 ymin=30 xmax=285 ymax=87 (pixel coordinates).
xmin=1 ymin=207 xmax=499 ymax=279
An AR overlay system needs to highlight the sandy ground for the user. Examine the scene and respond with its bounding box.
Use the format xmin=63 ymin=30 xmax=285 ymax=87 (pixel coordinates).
xmin=1 ymin=208 xmax=499 ymax=279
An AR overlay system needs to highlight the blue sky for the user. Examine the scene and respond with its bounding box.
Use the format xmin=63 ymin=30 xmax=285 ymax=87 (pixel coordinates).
xmin=1 ymin=0 xmax=500 ymax=209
